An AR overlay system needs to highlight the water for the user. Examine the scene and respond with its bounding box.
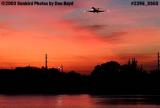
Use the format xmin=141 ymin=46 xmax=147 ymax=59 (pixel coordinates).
xmin=0 ymin=94 xmax=159 ymax=108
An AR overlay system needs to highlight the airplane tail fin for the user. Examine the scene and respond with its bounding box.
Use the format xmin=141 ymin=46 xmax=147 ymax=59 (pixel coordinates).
xmin=92 ymin=7 xmax=95 ymax=9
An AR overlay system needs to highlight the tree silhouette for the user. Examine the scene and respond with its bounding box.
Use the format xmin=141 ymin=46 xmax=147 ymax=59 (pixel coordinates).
xmin=0 ymin=59 xmax=159 ymax=95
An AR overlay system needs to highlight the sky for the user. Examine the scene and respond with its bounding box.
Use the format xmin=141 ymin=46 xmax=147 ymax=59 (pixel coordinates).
xmin=0 ymin=0 xmax=160 ymax=74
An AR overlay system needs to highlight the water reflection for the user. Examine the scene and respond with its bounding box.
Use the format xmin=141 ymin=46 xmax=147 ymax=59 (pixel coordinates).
xmin=92 ymin=95 xmax=160 ymax=105
xmin=0 ymin=95 xmax=159 ymax=108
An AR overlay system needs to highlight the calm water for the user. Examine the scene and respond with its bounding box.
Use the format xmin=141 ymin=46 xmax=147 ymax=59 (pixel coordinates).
xmin=0 ymin=94 xmax=159 ymax=108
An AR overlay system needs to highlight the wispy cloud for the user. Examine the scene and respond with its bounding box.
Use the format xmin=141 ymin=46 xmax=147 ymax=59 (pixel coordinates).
xmin=0 ymin=0 xmax=160 ymax=73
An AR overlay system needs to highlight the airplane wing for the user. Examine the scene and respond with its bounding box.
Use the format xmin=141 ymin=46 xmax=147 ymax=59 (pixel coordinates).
xmin=88 ymin=10 xmax=94 ymax=12
xmin=98 ymin=10 xmax=105 ymax=12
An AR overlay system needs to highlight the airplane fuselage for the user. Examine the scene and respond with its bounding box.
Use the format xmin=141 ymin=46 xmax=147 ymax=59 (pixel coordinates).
xmin=88 ymin=7 xmax=104 ymax=13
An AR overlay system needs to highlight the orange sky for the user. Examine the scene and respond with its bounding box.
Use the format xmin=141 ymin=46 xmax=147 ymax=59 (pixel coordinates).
xmin=0 ymin=0 xmax=160 ymax=74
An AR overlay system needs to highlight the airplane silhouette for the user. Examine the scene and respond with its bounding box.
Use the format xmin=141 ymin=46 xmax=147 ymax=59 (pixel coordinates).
xmin=88 ymin=7 xmax=105 ymax=13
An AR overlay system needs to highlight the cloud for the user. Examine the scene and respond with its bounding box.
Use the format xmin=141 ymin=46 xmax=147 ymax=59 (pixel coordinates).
xmin=75 ymin=24 xmax=107 ymax=32
xmin=77 ymin=30 xmax=127 ymax=44
xmin=102 ymin=31 xmax=126 ymax=43
xmin=84 ymin=24 xmax=107 ymax=30
xmin=0 ymin=0 xmax=160 ymax=73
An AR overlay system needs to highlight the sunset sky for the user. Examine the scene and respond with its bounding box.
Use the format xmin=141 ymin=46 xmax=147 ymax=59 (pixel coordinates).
xmin=0 ymin=0 xmax=160 ymax=74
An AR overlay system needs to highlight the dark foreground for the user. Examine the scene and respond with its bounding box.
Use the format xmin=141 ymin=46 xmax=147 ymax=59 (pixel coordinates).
xmin=0 ymin=60 xmax=160 ymax=95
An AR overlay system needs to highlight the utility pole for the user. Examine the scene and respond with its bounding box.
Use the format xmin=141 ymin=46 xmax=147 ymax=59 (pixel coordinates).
xmin=45 ymin=53 xmax=48 ymax=69
xmin=158 ymin=52 xmax=159 ymax=72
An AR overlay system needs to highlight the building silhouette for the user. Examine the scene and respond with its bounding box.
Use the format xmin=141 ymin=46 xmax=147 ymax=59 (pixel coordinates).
xmin=58 ymin=64 xmax=63 ymax=72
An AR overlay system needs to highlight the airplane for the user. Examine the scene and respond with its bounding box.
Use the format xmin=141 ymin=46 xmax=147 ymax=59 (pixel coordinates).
xmin=88 ymin=7 xmax=105 ymax=13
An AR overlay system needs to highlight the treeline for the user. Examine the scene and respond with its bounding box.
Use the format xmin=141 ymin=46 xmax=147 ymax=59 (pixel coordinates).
xmin=91 ymin=59 xmax=160 ymax=95
xmin=0 ymin=67 xmax=90 ymax=94
xmin=0 ymin=58 xmax=160 ymax=94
